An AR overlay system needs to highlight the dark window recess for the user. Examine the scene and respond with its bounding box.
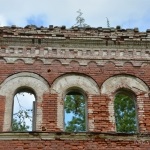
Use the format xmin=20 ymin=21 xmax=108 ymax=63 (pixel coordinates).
xmin=32 ymin=39 xmax=35 ymax=44
xmin=106 ymin=40 xmax=108 ymax=46
xmin=52 ymin=49 xmax=57 ymax=54
xmin=56 ymin=34 xmax=64 ymax=37
xmin=38 ymin=39 xmax=41 ymax=44
xmin=32 ymin=39 xmax=41 ymax=44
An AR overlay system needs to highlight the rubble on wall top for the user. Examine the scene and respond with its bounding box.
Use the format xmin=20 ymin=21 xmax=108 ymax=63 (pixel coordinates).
xmin=0 ymin=25 xmax=150 ymax=42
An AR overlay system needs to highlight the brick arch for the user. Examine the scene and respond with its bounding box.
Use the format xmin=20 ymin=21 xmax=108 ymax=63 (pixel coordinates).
xmin=0 ymin=72 xmax=50 ymax=131
xmin=51 ymin=74 xmax=100 ymax=131
xmin=70 ymin=60 xmax=80 ymax=66
xmin=14 ymin=59 xmax=26 ymax=64
xmin=51 ymin=59 xmax=62 ymax=65
xmin=87 ymin=61 xmax=97 ymax=67
xmin=104 ymin=61 xmax=116 ymax=67
xmin=101 ymin=75 xmax=149 ymax=95
xmin=101 ymin=75 xmax=149 ymax=132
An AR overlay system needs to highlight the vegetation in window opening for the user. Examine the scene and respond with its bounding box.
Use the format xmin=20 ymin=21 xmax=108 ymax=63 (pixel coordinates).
xmin=64 ymin=92 xmax=86 ymax=132
xmin=12 ymin=92 xmax=35 ymax=131
xmin=114 ymin=92 xmax=137 ymax=133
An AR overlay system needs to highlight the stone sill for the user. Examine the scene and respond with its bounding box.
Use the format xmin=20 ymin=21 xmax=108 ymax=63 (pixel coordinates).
xmin=0 ymin=132 xmax=150 ymax=141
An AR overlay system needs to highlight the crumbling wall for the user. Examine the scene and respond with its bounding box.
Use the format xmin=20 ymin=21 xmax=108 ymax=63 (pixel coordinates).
xmin=0 ymin=26 xmax=149 ymax=149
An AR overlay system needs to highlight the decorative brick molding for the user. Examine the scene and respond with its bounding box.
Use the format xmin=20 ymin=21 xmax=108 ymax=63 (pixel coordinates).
xmin=0 ymin=72 xmax=50 ymax=131
xmin=0 ymin=26 xmax=150 ymax=67
xmin=0 ymin=46 xmax=149 ymax=66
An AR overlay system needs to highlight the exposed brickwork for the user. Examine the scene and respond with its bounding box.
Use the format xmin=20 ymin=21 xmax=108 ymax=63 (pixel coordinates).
xmin=42 ymin=93 xmax=58 ymax=131
xmin=0 ymin=96 xmax=5 ymax=131
xmin=0 ymin=133 xmax=150 ymax=149
xmin=0 ymin=26 xmax=149 ymax=148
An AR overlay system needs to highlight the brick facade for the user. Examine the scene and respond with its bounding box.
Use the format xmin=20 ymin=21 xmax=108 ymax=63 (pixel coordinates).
xmin=0 ymin=25 xmax=150 ymax=149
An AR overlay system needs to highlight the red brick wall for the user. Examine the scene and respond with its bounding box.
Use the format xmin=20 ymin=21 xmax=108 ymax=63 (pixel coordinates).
xmin=0 ymin=60 xmax=149 ymax=131
xmin=0 ymin=136 xmax=150 ymax=150
xmin=0 ymin=59 xmax=149 ymax=148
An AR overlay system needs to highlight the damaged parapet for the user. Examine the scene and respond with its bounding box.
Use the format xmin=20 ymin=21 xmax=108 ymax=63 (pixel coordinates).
xmin=0 ymin=25 xmax=150 ymax=48
xmin=0 ymin=25 xmax=150 ymax=66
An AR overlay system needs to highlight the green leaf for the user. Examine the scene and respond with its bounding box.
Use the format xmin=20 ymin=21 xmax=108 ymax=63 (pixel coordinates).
xmin=114 ymin=93 xmax=137 ymax=133
xmin=64 ymin=94 xmax=86 ymax=132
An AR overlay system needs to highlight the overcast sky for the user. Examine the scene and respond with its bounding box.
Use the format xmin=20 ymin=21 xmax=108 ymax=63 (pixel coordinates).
xmin=13 ymin=93 xmax=35 ymax=130
xmin=0 ymin=0 xmax=150 ymax=31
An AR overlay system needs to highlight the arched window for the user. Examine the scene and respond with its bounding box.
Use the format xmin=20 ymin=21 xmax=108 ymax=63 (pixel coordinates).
xmin=12 ymin=88 xmax=36 ymax=131
xmin=64 ymin=90 xmax=87 ymax=132
xmin=114 ymin=89 xmax=138 ymax=133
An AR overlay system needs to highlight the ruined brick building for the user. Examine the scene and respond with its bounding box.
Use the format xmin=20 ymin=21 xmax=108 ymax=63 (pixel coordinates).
xmin=0 ymin=25 xmax=150 ymax=149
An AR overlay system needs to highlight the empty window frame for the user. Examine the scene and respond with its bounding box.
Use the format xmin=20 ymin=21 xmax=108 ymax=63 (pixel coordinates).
xmin=12 ymin=88 xmax=36 ymax=131
xmin=114 ymin=89 xmax=138 ymax=133
xmin=64 ymin=90 xmax=87 ymax=132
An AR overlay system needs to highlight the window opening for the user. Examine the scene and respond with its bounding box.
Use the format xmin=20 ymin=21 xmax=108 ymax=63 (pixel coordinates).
xmin=38 ymin=39 xmax=41 ymax=44
xmin=64 ymin=91 xmax=86 ymax=132
xmin=114 ymin=91 xmax=137 ymax=133
xmin=12 ymin=89 xmax=36 ymax=131
xmin=32 ymin=39 xmax=35 ymax=44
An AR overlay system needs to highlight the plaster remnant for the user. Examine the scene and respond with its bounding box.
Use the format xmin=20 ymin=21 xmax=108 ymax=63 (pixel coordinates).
xmin=0 ymin=72 xmax=50 ymax=131
xmin=51 ymin=74 xmax=100 ymax=130
xmin=101 ymin=75 xmax=149 ymax=131
xmin=101 ymin=75 xmax=149 ymax=95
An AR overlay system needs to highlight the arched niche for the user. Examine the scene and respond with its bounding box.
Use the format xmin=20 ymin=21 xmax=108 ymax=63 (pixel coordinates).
xmin=101 ymin=75 xmax=149 ymax=132
xmin=0 ymin=72 xmax=50 ymax=131
xmin=51 ymin=74 xmax=100 ymax=131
